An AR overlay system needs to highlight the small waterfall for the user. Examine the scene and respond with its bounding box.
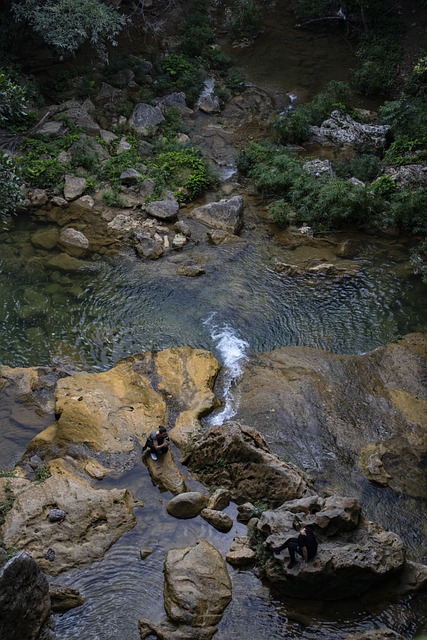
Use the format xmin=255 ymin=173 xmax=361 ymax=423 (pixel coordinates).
xmin=279 ymin=92 xmax=298 ymax=115
xmin=204 ymin=313 xmax=249 ymax=426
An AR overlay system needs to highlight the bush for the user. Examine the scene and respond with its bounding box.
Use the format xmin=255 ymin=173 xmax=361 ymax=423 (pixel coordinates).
xmin=156 ymin=54 xmax=205 ymax=106
xmin=353 ymin=34 xmax=401 ymax=96
xmin=0 ymin=153 xmax=22 ymax=217
xmin=178 ymin=2 xmax=215 ymax=58
xmin=0 ymin=70 xmax=28 ymax=130
xmin=149 ymin=146 xmax=215 ymax=202
xmin=227 ymin=0 xmax=264 ymax=40
xmin=348 ymin=154 xmax=382 ymax=182
xmin=11 ymin=0 xmax=129 ymax=59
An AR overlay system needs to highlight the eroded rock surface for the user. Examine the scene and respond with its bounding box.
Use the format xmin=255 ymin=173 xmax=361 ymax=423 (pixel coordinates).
xmin=139 ymin=539 xmax=232 ymax=640
xmin=234 ymin=334 xmax=427 ymax=498
xmin=186 ymin=422 xmax=312 ymax=505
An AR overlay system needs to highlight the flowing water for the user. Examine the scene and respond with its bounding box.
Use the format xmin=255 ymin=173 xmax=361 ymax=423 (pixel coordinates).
xmin=2 ymin=1 xmax=427 ymax=637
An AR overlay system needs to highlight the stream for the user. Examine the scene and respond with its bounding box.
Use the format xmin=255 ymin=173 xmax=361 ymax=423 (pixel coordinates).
xmin=1 ymin=0 xmax=427 ymax=638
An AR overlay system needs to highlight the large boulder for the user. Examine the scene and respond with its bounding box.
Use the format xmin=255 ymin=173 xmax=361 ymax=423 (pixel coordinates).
xmin=256 ymin=500 xmax=406 ymax=599
xmin=308 ymin=110 xmax=389 ymax=150
xmin=166 ymin=491 xmax=208 ymax=519
xmin=1 ymin=474 xmax=137 ymax=575
xmin=129 ymin=103 xmax=165 ymax=135
xmin=146 ymin=199 xmax=179 ymax=221
xmin=190 ymin=196 xmax=244 ymax=233
xmin=139 ymin=540 xmax=232 ymax=640
xmin=0 ymin=551 xmax=53 ymax=640
xmin=186 ymin=422 xmax=311 ymax=506
xmin=57 ymin=227 xmax=90 ymax=257
xmin=234 ymin=334 xmax=427 ymax=499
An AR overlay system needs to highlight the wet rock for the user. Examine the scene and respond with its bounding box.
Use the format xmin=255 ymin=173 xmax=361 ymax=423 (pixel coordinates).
xmin=129 ymin=103 xmax=165 ymax=135
xmin=207 ymin=229 xmax=243 ymax=245
xmin=226 ymin=535 xmax=256 ymax=567
xmin=46 ymin=253 xmax=91 ymax=273
xmin=63 ymin=175 xmax=87 ymax=201
xmin=186 ymin=422 xmax=311 ymax=506
xmin=1 ymin=474 xmax=137 ymax=575
xmin=190 ymin=196 xmax=243 ymax=233
xmin=135 ymin=234 xmax=164 ymax=259
xmin=140 ymin=548 xmax=152 ymax=560
xmin=166 ymin=491 xmax=208 ymax=518
xmin=207 ymin=488 xmax=231 ymax=511
xmin=0 ymin=551 xmax=52 ymax=640
xmin=234 ymin=334 xmax=427 ymax=498
xmin=58 ymin=228 xmax=90 ymax=257
xmin=308 ymin=110 xmax=390 ymax=150
xmin=31 ymin=228 xmax=60 ymax=250
xmin=335 ymin=238 xmax=364 ymax=258
xmin=139 ymin=539 xmax=231 ymax=640
xmin=49 ymin=583 xmax=84 ymax=612
xmin=176 ymin=262 xmax=204 ymax=277
xmin=144 ymin=449 xmax=188 ymax=496
xmin=236 ymin=502 xmax=255 ymax=523
xmin=146 ymin=199 xmax=179 ymax=221
xmin=201 ymin=508 xmax=233 ymax=532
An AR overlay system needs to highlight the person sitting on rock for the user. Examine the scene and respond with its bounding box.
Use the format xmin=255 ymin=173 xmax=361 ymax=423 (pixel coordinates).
xmin=142 ymin=427 xmax=170 ymax=461
xmin=272 ymin=522 xmax=318 ymax=569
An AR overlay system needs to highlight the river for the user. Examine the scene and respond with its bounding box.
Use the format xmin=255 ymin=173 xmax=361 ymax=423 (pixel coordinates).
xmin=1 ymin=0 xmax=427 ymax=638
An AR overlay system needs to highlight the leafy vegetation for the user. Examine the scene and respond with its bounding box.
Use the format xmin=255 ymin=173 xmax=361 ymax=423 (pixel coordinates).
xmin=34 ymin=464 xmax=51 ymax=483
xmin=0 ymin=483 xmax=15 ymax=526
xmin=11 ymin=0 xmax=129 ymax=59
xmin=0 ymin=153 xmax=22 ymax=217
xmin=0 ymin=70 xmax=29 ymax=130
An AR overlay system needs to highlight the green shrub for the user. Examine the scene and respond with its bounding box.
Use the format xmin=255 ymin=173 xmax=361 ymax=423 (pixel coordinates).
xmin=102 ymin=189 xmax=125 ymax=207
xmin=20 ymin=152 xmax=65 ymax=188
xmin=156 ymin=54 xmax=205 ymax=106
xmin=227 ymin=0 xmax=264 ymax=40
xmin=149 ymin=146 xmax=215 ymax=202
xmin=0 ymin=153 xmax=22 ymax=217
xmin=348 ymin=154 xmax=382 ymax=182
xmin=35 ymin=464 xmax=51 ymax=483
xmin=0 ymin=483 xmax=15 ymax=526
xmin=0 ymin=70 xmax=29 ymax=130
xmin=178 ymin=2 xmax=215 ymax=58
xmin=11 ymin=0 xmax=129 ymax=59
xmin=353 ymin=34 xmax=401 ymax=96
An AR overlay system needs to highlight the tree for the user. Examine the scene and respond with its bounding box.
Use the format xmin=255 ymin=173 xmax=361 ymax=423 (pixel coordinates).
xmin=11 ymin=0 xmax=129 ymax=59
xmin=0 ymin=153 xmax=22 ymax=218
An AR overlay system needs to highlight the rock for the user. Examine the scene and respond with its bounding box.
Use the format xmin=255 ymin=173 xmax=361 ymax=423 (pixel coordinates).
xmin=73 ymin=195 xmax=95 ymax=210
xmin=0 ymin=551 xmax=52 ymax=640
xmin=190 ymin=196 xmax=244 ymax=233
xmin=384 ymin=164 xmax=427 ymax=188
xmin=173 ymin=220 xmax=191 ymax=237
xmin=186 ymin=422 xmax=311 ymax=506
xmin=63 ymin=175 xmax=87 ymax=201
xmin=58 ymin=228 xmax=90 ymax=257
xmin=156 ymin=92 xmax=192 ymax=115
xmin=176 ymin=263 xmax=205 ymax=277
xmin=226 ymin=535 xmax=256 ymax=567
xmin=116 ymin=137 xmax=132 ymax=154
xmin=166 ymin=491 xmax=208 ymax=518
xmin=303 ymin=159 xmax=336 ymax=179
xmin=59 ymin=101 xmax=100 ymax=137
xmin=51 ymin=196 xmax=68 ymax=208
xmin=139 ymin=539 xmax=231 ymax=639
xmin=308 ymin=110 xmax=390 ymax=150
xmin=201 ymin=508 xmax=233 ymax=532
xmin=140 ymin=548 xmax=152 ymax=560
xmin=31 ymin=228 xmax=60 ymax=250
xmin=236 ymin=502 xmax=256 ymax=523
xmin=58 ymin=151 xmax=71 ymax=166
xmin=129 ymin=103 xmax=165 ymax=135
xmin=35 ymin=120 xmax=66 ymax=137
xmin=144 ymin=449 xmax=188 ymax=496
xmin=140 ymin=178 xmax=155 ymax=196
xmin=207 ymin=488 xmax=231 ymax=511
xmin=49 ymin=583 xmax=84 ymax=612
xmin=335 ymin=238 xmax=363 ymax=258
xmin=120 ymin=168 xmax=141 ymax=185
xmin=234 ymin=334 xmax=427 ymax=498
xmin=172 ymin=233 xmax=188 ymax=250
xmin=84 ymin=459 xmax=110 ymax=480
xmin=146 ymin=199 xmax=179 ymax=221
xmin=100 ymin=130 xmax=118 ymax=144
xmin=48 ymin=508 xmax=66 ymax=522
xmin=257 ymin=503 xmax=405 ymax=599
xmin=94 ymin=82 xmax=125 ymax=107
xmin=1 ymin=474 xmax=137 ymax=575
xmin=135 ymin=234 xmax=164 ymax=260
xmin=46 ymin=253 xmax=91 ymax=273
xmin=198 ymin=94 xmax=221 ymax=114
xmin=28 ymin=189 xmax=49 ymax=208
xmin=359 ymin=443 xmax=392 ymax=486
xmin=207 ymin=229 xmax=244 ymax=245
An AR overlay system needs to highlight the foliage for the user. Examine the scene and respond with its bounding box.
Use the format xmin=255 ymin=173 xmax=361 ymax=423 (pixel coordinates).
xmin=226 ymin=0 xmax=264 ymax=41
xmin=353 ymin=34 xmax=401 ymax=95
xmin=156 ymin=54 xmax=205 ymax=106
xmin=148 ymin=146 xmax=215 ymax=202
xmin=410 ymin=241 xmax=427 ymax=284
xmin=0 ymin=483 xmax=15 ymax=526
xmin=102 ymin=189 xmax=126 ymax=207
xmin=0 ymin=70 xmax=29 ymax=130
xmin=238 ymin=136 xmax=427 ymax=236
xmin=35 ymin=464 xmax=51 ymax=483
xmin=290 ymin=0 xmax=338 ymax=21
xmin=0 ymin=153 xmax=22 ymax=217
xmin=98 ymin=140 xmax=143 ymax=188
xmin=11 ymin=0 xmax=129 ymax=59
xmin=273 ymin=81 xmax=353 ymax=143
xmin=177 ymin=1 xmax=215 ymax=58
xmin=348 ymin=154 xmax=382 ymax=182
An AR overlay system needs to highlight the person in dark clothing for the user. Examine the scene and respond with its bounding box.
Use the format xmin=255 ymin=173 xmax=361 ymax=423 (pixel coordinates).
xmin=272 ymin=524 xmax=318 ymax=569
xmin=142 ymin=427 xmax=170 ymax=461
